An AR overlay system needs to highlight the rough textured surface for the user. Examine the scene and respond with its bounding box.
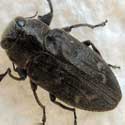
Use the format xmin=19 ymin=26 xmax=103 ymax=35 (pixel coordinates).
xmin=0 ymin=0 xmax=124 ymax=125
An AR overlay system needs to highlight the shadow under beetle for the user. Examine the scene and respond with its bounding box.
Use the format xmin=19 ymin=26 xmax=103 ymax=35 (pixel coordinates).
xmin=0 ymin=0 xmax=122 ymax=125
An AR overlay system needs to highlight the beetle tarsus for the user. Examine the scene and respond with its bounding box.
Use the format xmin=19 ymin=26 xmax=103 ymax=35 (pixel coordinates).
xmin=92 ymin=19 xmax=108 ymax=28
xmin=0 ymin=69 xmax=9 ymax=81
xmin=49 ymin=94 xmax=77 ymax=125
xmin=30 ymin=81 xmax=46 ymax=125
xmin=74 ymin=109 xmax=77 ymax=125
xmin=63 ymin=19 xmax=108 ymax=32
xmin=108 ymin=64 xmax=120 ymax=69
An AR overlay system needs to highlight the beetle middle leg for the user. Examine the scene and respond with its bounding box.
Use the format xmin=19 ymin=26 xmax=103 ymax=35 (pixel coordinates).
xmin=30 ymin=81 xmax=46 ymax=125
xmin=49 ymin=94 xmax=77 ymax=125
xmin=83 ymin=40 xmax=102 ymax=56
xmin=83 ymin=40 xmax=120 ymax=69
xmin=62 ymin=20 xmax=108 ymax=32
xmin=108 ymin=64 xmax=120 ymax=69
xmin=38 ymin=0 xmax=53 ymax=25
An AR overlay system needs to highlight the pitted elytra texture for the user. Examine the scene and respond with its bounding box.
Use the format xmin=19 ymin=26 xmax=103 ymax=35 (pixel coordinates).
xmin=0 ymin=0 xmax=122 ymax=125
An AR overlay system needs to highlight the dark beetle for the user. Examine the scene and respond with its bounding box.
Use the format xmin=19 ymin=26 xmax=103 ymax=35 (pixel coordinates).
xmin=0 ymin=0 xmax=122 ymax=125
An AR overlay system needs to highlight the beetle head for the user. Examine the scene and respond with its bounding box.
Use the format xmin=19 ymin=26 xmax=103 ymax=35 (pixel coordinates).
xmin=1 ymin=16 xmax=49 ymax=50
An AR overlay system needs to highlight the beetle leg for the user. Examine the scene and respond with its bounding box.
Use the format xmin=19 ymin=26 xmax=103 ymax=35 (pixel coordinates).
xmin=0 ymin=67 xmax=26 ymax=81
xmin=62 ymin=20 xmax=108 ymax=32
xmin=30 ymin=81 xmax=46 ymax=125
xmin=83 ymin=41 xmax=120 ymax=69
xmin=108 ymin=64 xmax=120 ymax=69
xmin=0 ymin=69 xmax=9 ymax=81
xmin=12 ymin=63 xmax=27 ymax=80
xmin=83 ymin=40 xmax=102 ymax=56
xmin=38 ymin=0 xmax=53 ymax=25
xmin=49 ymin=93 xmax=77 ymax=125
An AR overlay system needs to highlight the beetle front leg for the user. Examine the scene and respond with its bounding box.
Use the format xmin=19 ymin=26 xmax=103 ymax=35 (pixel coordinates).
xmin=0 ymin=69 xmax=9 ymax=81
xmin=0 ymin=65 xmax=27 ymax=81
xmin=12 ymin=63 xmax=27 ymax=80
xmin=62 ymin=20 xmax=108 ymax=32
xmin=30 ymin=81 xmax=46 ymax=125
xmin=49 ymin=94 xmax=77 ymax=125
xmin=38 ymin=0 xmax=53 ymax=25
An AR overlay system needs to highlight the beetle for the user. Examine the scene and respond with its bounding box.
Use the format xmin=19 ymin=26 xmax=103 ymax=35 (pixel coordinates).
xmin=0 ymin=0 xmax=122 ymax=125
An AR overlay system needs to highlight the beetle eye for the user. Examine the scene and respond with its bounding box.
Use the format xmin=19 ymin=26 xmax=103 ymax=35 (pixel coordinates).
xmin=15 ymin=18 xmax=25 ymax=28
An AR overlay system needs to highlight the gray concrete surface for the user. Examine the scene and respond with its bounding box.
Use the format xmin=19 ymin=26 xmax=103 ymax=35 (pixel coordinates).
xmin=0 ymin=0 xmax=124 ymax=125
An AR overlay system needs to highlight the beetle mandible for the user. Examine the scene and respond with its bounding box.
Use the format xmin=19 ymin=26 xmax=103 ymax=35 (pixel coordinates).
xmin=0 ymin=0 xmax=122 ymax=125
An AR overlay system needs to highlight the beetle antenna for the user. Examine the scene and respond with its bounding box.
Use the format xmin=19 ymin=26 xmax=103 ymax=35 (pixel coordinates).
xmin=26 ymin=11 xmax=38 ymax=19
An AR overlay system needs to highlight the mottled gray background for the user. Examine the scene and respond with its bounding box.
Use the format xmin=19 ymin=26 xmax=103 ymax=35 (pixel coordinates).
xmin=0 ymin=0 xmax=124 ymax=125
